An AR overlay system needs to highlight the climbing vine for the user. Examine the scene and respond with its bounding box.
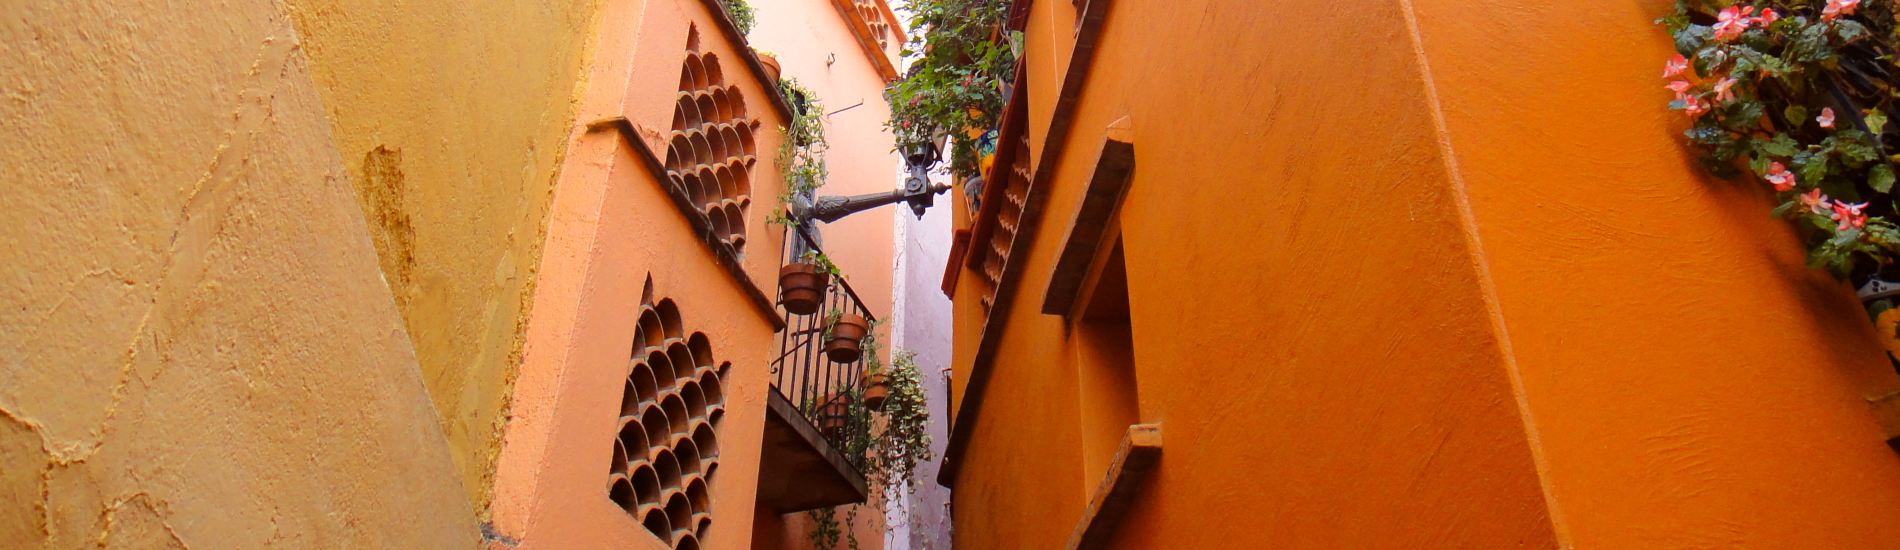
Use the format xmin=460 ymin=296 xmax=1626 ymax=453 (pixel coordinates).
xmin=802 ymin=346 xmax=933 ymax=549
xmin=772 ymin=78 xmax=830 ymax=227
xmin=887 ymin=0 xmax=1019 ymax=176
xmin=1659 ymin=0 xmax=1900 ymax=283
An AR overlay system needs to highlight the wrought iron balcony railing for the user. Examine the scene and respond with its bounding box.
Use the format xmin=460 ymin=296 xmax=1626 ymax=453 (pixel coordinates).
xmin=771 ymin=223 xmax=875 ymax=470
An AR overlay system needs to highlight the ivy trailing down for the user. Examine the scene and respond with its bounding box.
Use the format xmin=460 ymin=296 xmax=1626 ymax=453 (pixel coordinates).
xmin=886 ymin=0 xmax=1018 ymax=176
xmin=773 ymin=78 xmax=830 ymax=228
xmin=803 ymin=346 xmax=934 ymax=550
xmin=1659 ymin=0 xmax=1900 ymax=280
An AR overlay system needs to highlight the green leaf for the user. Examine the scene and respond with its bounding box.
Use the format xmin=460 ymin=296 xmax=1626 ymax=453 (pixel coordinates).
xmin=1873 ymin=165 xmax=1896 ymax=193
xmin=1866 ymin=109 xmax=1890 ymax=135
xmin=1758 ymin=132 xmax=1799 ymax=157
xmin=1837 ymin=19 xmax=1870 ymax=43
xmin=1836 ymin=131 xmax=1881 ymax=165
xmin=1785 ymin=106 xmax=1810 ymax=127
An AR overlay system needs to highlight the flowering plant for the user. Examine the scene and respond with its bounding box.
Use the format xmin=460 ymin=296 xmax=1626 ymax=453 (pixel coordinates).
xmin=1660 ymin=0 xmax=1900 ymax=279
xmin=887 ymin=0 xmax=1017 ymax=176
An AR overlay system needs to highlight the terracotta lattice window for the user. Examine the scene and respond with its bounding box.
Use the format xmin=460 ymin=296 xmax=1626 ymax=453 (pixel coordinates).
xmin=853 ymin=0 xmax=893 ymax=50
xmin=606 ymin=280 xmax=730 ymax=549
xmin=664 ymin=29 xmax=760 ymax=254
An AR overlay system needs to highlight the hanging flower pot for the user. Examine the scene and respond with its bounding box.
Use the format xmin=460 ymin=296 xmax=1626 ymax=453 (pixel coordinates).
xmin=816 ymin=396 xmax=851 ymax=441
xmin=824 ymin=313 xmax=869 ymax=363
xmin=755 ymin=49 xmax=781 ymax=83
xmin=860 ymin=371 xmax=890 ymax=412
xmin=778 ymin=263 xmax=830 ymax=315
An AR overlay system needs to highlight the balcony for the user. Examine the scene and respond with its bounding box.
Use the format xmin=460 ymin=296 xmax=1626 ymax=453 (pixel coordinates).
xmin=755 ymin=224 xmax=875 ymax=513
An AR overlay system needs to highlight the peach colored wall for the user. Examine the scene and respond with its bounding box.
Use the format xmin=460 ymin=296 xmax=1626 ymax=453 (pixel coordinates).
xmin=488 ymin=0 xmax=788 ymax=548
xmin=0 ymin=0 xmax=477 ymax=545
xmin=948 ymin=0 xmax=1900 ymax=548
xmin=747 ymin=2 xmax=908 ymax=549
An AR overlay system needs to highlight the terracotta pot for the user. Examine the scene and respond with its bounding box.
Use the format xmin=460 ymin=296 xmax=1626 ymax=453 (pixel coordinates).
xmin=816 ymin=397 xmax=851 ymax=440
xmin=860 ymin=372 xmax=890 ymax=412
xmin=824 ymin=313 xmax=869 ymax=363
xmin=778 ymin=263 xmax=830 ymax=315
xmin=756 ymin=51 xmax=782 ymax=83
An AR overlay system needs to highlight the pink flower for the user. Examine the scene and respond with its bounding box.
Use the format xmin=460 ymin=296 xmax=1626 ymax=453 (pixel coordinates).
xmin=1714 ymin=5 xmax=1756 ymax=41
xmin=1663 ymin=54 xmax=1689 ymax=79
xmin=1713 ymin=78 xmax=1739 ymax=103
xmin=1764 ymin=162 xmax=1798 ymax=191
xmin=1801 ymin=188 xmax=1832 ymax=215
xmin=1754 ymin=8 xmax=1780 ymax=26
xmin=1666 ymin=80 xmax=1694 ymax=100
xmin=1818 ymin=107 xmax=1836 ymax=128
xmin=1824 ymin=0 xmax=1860 ymax=21
xmin=1682 ymin=95 xmax=1709 ymax=117
xmin=1832 ymin=201 xmax=1869 ymax=231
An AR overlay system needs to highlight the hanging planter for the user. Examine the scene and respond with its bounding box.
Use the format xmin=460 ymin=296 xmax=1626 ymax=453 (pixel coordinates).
xmin=860 ymin=370 xmax=890 ymax=412
xmin=778 ymin=262 xmax=830 ymax=315
xmin=754 ymin=49 xmax=781 ymax=83
xmin=823 ymin=313 xmax=869 ymax=363
xmin=815 ymin=395 xmax=851 ymax=440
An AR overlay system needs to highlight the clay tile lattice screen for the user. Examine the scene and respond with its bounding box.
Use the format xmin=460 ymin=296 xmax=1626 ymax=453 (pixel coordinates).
xmin=664 ymin=30 xmax=761 ymax=254
xmin=607 ymin=282 xmax=731 ymax=550
xmin=853 ymin=0 xmax=894 ymax=50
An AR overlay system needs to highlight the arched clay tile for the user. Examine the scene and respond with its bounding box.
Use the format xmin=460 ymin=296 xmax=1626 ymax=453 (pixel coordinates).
xmin=680 ymin=170 xmax=710 ymax=209
xmin=729 ymin=162 xmax=751 ymax=199
xmin=688 ymin=333 xmax=713 ymax=369
xmin=620 ymin=414 xmax=651 ymax=461
xmin=688 ymin=130 xmax=714 ymax=169
xmin=660 ymin=393 xmax=691 ymax=436
xmin=678 ymin=94 xmax=703 ymax=128
xmin=665 ymin=492 xmax=693 ymax=534
xmin=631 ymin=462 xmax=663 ymax=507
xmin=679 ymin=382 xmax=707 ymax=420
xmin=692 ymin=423 xmax=719 ymax=461
xmin=706 ymin=405 xmax=725 ymax=427
xmin=674 ymin=439 xmax=703 ymax=478
xmin=671 ymin=103 xmax=690 ymax=133
xmin=641 ymin=508 xmax=671 ymax=540
xmin=628 ymin=365 xmax=659 ymax=410
xmin=718 ymin=126 xmax=743 ymax=162
xmin=695 ymin=94 xmax=718 ymax=128
xmin=685 ymin=476 xmax=711 ymax=515
xmin=678 ymin=63 xmax=695 ymax=92
xmin=683 ymin=54 xmax=707 ymax=91
xmin=727 ymin=93 xmax=749 ymax=122
xmin=666 ymin=342 xmax=695 ymax=383
xmin=668 ymin=133 xmax=694 ymax=168
xmin=641 ymin=406 xmax=670 ymax=453
xmin=721 ymin=202 xmax=746 ymax=241
xmin=699 ymin=52 xmax=723 ymax=87
xmin=609 ymin=474 xmax=636 ymax=512
xmin=696 ymin=370 xmax=722 ymax=408
xmin=645 ymin=349 xmax=676 ymax=386
xmin=734 ymin=123 xmax=756 ymax=157
xmin=637 ymin=308 xmax=665 ymax=351
xmin=709 ymin=87 xmax=733 ymax=122
xmin=653 ymin=449 xmax=682 ymax=491
xmin=705 ymin=207 xmax=730 ymax=244
xmin=678 ymin=532 xmax=702 ymax=550
xmin=705 ymin=126 xmax=729 ymax=161
xmin=611 ymin=437 xmax=630 ymax=476
xmin=656 ymin=299 xmax=683 ymax=340
xmin=713 ymin=166 xmax=736 ymax=201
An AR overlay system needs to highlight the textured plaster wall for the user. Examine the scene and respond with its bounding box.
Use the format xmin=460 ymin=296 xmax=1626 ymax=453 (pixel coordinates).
xmin=1408 ymin=0 xmax=1900 ymax=545
xmin=889 ymin=175 xmax=955 ymax=550
xmin=949 ymin=0 xmax=1900 ymax=547
xmin=950 ymin=0 xmax=1557 ymax=547
xmin=0 ymin=1 xmax=478 ymax=546
xmin=281 ymin=0 xmax=603 ymax=510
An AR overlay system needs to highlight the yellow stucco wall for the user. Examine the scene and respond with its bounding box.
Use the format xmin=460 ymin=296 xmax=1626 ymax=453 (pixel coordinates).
xmin=0 ymin=1 xmax=478 ymax=546
xmin=283 ymin=0 xmax=603 ymax=510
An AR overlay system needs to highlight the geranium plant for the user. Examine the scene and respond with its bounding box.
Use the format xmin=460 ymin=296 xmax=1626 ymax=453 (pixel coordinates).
xmin=1660 ymin=0 xmax=1900 ymax=285
xmin=887 ymin=0 xmax=1018 ymax=176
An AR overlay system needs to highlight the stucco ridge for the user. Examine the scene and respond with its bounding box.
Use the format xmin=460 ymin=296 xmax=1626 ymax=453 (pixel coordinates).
xmin=1394 ymin=0 xmax=1571 ymax=543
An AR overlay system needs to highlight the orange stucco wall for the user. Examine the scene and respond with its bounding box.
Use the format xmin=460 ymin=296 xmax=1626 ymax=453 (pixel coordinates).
xmin=947 ymin=0 xmax=1900 ymax=547
xmin=0 ymin=0 xmax=478 ymax=545
xmin=488 ymin=0 xmax=790 ymax=548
